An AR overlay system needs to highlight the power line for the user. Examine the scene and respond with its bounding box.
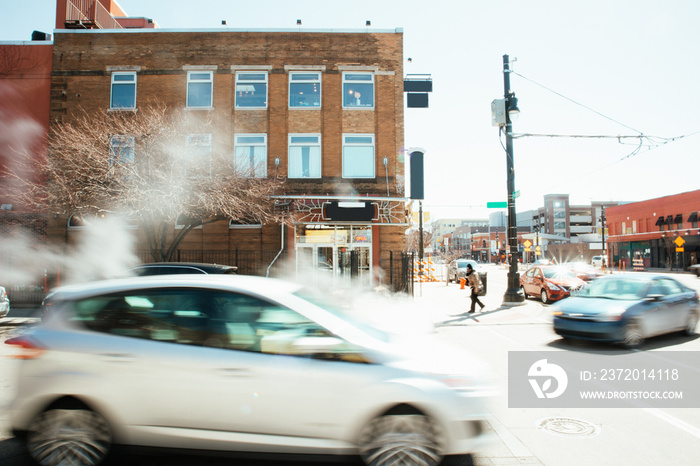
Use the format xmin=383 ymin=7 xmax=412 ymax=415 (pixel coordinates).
xmin=511 ymin=70 xmax=644 ymax=134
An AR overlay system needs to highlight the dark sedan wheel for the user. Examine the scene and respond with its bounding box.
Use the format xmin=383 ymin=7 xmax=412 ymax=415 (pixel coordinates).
xmin=540 ymin=289 xmax=549 ymax=304
xmin=622 ymin=320 xmax=644 ymax=348
xmin=27 ymin=408 xmax=112 ymax=466
xmin=684 ymin=313 xmax=698 ymax=336
xmin=358 ymin=414 xmax=443 ymax=466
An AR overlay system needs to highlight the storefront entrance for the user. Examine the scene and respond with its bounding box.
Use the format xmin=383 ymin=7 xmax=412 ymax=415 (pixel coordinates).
xmin=295 ymin=225 xmax=372 ymax=287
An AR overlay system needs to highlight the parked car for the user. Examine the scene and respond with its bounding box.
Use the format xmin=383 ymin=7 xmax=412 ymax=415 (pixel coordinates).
xmin=7 ymin=275 xmax=491 ymax=466
xmin=591 ymin=255 xmax=608 ymax=268
xmin=562 ymin=262 xmax=604 ymax=281
xmin=129 ymin=262 xmax=237 ymax=276
xmin=689 ymin=263 xmax=700 ymax=277
xmin=532 ymin=258 xmax=552 ymax=266
xmin=520 ymin=265 xmax=586 ymax=303
xmin=0 ymin=286 xmax=9 ymax=318
xmin=447 ymin=259 xmax=487 ymax=295
xmin=551 ymin=274 xmax=699 ymax=347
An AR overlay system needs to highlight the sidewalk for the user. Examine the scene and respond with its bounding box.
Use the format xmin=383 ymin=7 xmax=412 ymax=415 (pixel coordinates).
xmin=412 ymin=277 xmax=552 ymax=328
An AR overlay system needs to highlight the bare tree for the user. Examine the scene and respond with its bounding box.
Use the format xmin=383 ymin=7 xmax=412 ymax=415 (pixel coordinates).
xmin=4 ymin=104 xmax=287 ymax=261
xmin=405 ymin=222 xmax=436 ymax=256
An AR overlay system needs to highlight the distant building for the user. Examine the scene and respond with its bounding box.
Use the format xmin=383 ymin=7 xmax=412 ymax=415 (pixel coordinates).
xmin=606 ymin=189 xmax=700 ymax=270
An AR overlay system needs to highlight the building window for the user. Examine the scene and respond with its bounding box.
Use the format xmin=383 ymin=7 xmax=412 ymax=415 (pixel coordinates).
xmin=289 ymin=72 xmax=321 ymax=108
xmin=187 ymin=71 xmax=213 ymax=108
xmin=186 ymin=134 xmax=212 ymax=178
xmin=689 ymin=212 xmax=698 ymax=228
xmin=109 ymin=135 xmax=135 ymax=165
xmin=111 ymin=72 xmax=136 ymax=109
xmin=288 ymin=134 xmax=321 ymax=178
xmin=674 ymin=214 xmax=683 ymax=230
xmin=235 ymin=72 xmax=268 ymax=108
xmin=234 ymin=134 xmax=267 ymax=178
xmin=343 ymin=72 xmax=374 ymax=108
xmin=342 ymin=134 xmax=374 ymax=178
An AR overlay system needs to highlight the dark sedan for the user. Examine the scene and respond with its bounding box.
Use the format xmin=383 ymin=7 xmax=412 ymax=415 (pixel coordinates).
xmin=551 ymin=274 xmax=699 ymax=347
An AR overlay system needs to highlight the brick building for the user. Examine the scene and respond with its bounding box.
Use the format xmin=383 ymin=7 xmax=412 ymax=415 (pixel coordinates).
xmin=605 ymin=189 xmax=700 ymax=270
xmin=46 ymin=23 xmax=408 ymax=286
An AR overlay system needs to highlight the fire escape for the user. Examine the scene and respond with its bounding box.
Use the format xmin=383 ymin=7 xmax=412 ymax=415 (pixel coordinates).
xmin=64 ymin=0 xmax=123 ymax=30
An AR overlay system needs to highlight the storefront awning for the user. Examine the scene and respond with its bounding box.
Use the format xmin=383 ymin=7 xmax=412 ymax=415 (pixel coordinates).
xmin=655 ymin=217 xmax=665 ymax=226
xmin=688 ymin=212 xmax=698 ymax=223
xmin=665 ymin=215 xmax=674 ymax=225
xmin=673 ymin=214 xmax=683 ymax=223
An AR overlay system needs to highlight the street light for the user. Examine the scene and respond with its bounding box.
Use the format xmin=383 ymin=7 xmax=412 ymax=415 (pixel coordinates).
xmin=495 ymin=54 xmax=525 ymax=303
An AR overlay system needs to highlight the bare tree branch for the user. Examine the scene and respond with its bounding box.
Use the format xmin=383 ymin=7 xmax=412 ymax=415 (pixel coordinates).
xmin=2 ymin=104 xmax=288 ymax=261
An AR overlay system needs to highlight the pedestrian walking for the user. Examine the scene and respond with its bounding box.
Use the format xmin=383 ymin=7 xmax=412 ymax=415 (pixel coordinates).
xmin=466 ymin=263 xmax=485 ymax=313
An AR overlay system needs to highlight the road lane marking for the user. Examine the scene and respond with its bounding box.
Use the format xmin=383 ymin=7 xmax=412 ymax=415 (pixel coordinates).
xmin=643 ymin=408 xmax=700 ymax=440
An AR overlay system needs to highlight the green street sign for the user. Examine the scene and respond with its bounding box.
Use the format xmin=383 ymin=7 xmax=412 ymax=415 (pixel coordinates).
xmin=487 ymin=202 xmax=507 ymax=208
xmin=513 ymin=190 xmax=520 ymax=199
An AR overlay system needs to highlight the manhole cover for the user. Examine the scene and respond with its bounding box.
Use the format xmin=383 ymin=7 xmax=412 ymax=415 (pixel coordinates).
xmin=537 ymin=417 xmax=601 ymax=438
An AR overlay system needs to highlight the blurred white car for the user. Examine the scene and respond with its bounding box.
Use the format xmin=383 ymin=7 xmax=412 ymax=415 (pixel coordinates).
xmin=591 ymin=255 xmax=608 ymax=268
xmin=0 ymin=285 xmax=9 ymax=318
xmin=7 ymin=275 xmax=491 ymax=466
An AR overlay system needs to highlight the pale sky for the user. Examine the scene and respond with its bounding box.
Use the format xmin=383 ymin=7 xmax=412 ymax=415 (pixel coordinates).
xmin=3 ymin=0 xmax=699 ymax=222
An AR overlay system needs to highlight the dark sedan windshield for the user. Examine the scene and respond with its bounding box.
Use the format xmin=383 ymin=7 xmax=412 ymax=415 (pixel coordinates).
xmin=576 ymin=278 xmax=647 ymax=300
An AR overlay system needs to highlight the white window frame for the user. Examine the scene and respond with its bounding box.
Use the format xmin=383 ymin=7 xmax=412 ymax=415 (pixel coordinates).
xmin=289 ymin=71 xmax=321 ymax=109
xmin=342 ymin=72 xmax=374 ymax=109
xmin=186 ymin=133 xmax=212 ymax=178
xmin=288 ymin=134 xmax=321 ymax=179
xmin=187 ymin=71 xmax=214 ymax=109
xmin=110 ymin=71 xmax=137 ymax=109
xmin=109 ymin=135 xmax=135 ymax=165
xmin=175 ymin=213 xmax=203 ymax=230
xmin=234 ymin=134 xmax=267 ymax=178
xmin=229 ymin=219 xmax=263 ymax=229
xmin=235 ymin=71 xmax=268 ymax=109
xmin=342 ymin=134 xmax=375 ymax=178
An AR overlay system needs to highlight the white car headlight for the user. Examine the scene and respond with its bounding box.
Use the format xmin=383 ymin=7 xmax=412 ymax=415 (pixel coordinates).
xmin=546 ymin=282 xmax=561 ymax=291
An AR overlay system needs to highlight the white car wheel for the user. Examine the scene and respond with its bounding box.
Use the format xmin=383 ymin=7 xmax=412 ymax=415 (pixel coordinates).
xmin=359 ymin=413 xmax=443 ymax=466
xmin=27 ymin=408 xmax=112 ymax=466
xmin=540 ymin=289 xmax=548 ymax=304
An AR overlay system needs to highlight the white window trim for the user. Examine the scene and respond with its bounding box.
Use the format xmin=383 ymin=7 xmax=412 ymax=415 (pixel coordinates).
xmin=235 ymin=71 xmax=268 ymax=109
xmin=342 ymin=71 xmax=375 ymax=110
xmin=288 ymin=133 xmax=321 ymax=179
xmin=229 ymin=219 xmax=263 ymax=229
xmin=289 ymin=71 xmax=322 ymax=109
xmin=110 ymin=71 xmax=137 ymax=110
xmin=186 ymin=70 xmax=214 ymax=109
xmin=175 ymin=214 xmax=203 ymax=230
xmin=234 ymin=133 xmax=268 ymax=178
xmin=342 ymin=133 xmax=375 ymax=179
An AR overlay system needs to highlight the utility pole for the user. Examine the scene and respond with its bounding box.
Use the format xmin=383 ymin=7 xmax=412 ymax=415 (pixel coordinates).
xmin=502 ymin=54 xmax=525 ymax=303
xmin=600 ymin=206 xmax=607 ymax=267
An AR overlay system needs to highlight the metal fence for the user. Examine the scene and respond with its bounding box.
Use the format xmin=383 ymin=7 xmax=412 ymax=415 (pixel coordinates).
xmin=389 ymin=251 xmax=414 ymax=294
xmin=136 ymin=249 xmax=289 ymax=277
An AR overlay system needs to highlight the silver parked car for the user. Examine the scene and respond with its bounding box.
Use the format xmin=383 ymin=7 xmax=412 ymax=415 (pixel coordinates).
xmin=447 ymin=260 xmax=487 ymax=295
xmin=7 ymin=275 xmax=491 ymax=466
